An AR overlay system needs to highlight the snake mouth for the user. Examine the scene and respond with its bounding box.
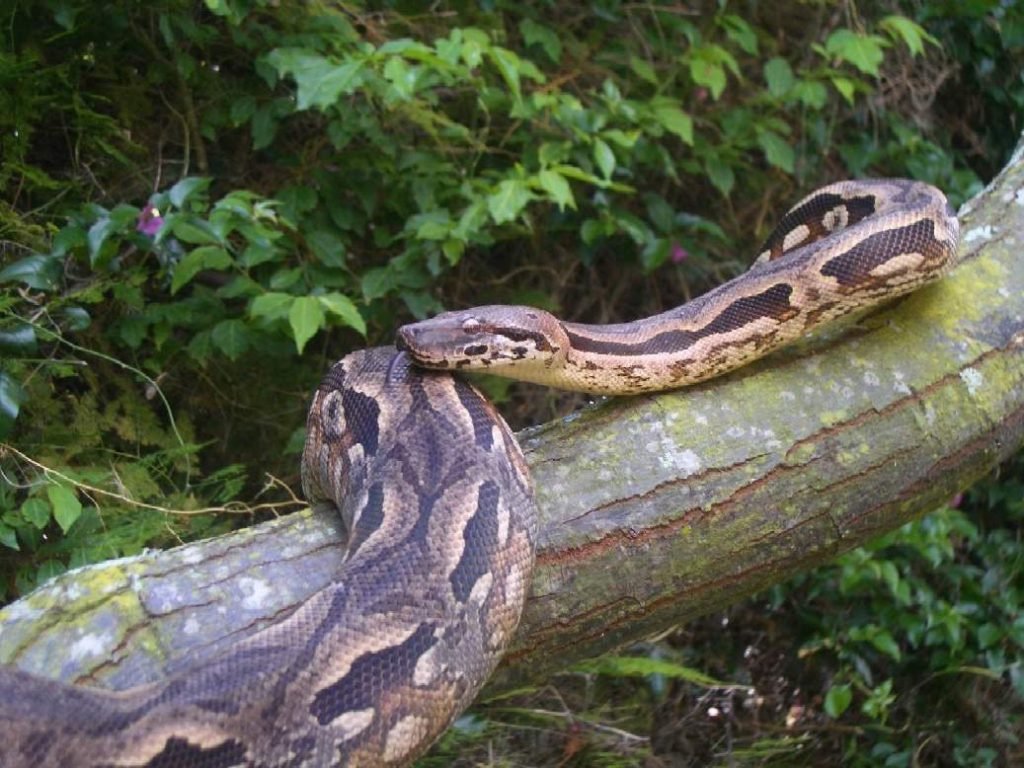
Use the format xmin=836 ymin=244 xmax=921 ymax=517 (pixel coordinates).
xmin=395 ymin=324 xmax=465 ymax=368
xmin=393 ymin=326 xmax=414 ymax=353
xmin=396 ymin=324 xmax=438 ymax=358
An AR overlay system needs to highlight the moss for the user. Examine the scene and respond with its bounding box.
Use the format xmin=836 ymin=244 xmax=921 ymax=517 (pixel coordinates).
xmin=0 ymin=559 xmax=153 ymax=680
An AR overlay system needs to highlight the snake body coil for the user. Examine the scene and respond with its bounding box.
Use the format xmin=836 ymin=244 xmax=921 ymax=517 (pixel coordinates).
xmin=0 ymin=180 xmax=959 ymax=767
xmin=0 ymin=351 xmax=536 ymax=767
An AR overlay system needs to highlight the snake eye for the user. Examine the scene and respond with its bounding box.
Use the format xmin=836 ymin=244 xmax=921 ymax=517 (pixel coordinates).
xmin=462 ymin=318 xmax=482 ymax=333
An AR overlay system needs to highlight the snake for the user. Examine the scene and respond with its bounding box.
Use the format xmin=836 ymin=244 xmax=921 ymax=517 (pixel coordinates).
xmin=0 ymin=179 xmax=959 ymax=767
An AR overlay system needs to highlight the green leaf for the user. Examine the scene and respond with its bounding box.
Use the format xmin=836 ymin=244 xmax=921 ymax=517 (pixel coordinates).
xmin=116 ymin=315 xmax=148 ymax=350
xmin=305 ymin=230 xmax=346 ymax=267
xmin=580 ymin=217 xmax=610 ymax=245
xmin=757 ymin=129 xmax=795 ymax=173
xmin=879 ymin=560 xmax=901 ymax=598
xmin=536 ymin=169 xmax=575 ymax=211
xmin=219 ymin=275 xmax=262 ymax=301
xmin=270 ymin=267 xmax=301 ymax=290
xmin=487 ymin=179 xmax=533 ymax=225
xmin=861 ymin=679 xmax=895 ymax=721
xmin=976 ymin=622 xmax=1003 ymax=649
xmin=831 ymin=76 xmax=857 ymax=105
xmin=51 ymin=224 xmax=87 ymax=256
xmin=0 ymin=371 xmax=26 ymax=438
xmin=441 ymin=239 xmax=464 ymax=265
xmin=602 ymin=129 xmax=639 ymax=148
xmin=519 ymin=18 xmax=561 ymax=62
xmin=170 ymin=216 xmax=221 ymax=245
xmin=458 ymin=31 xmax=486 ymax=69
xmin=651 ymin=102 xmax=694 ymax=145
xmin=86 ymin=216 xmax=119 ymax=266
xmin=689 ymin=44 xmax=735 ymax=99
xmin=793 ymin=80 xmax=828 ymax=109
xmin=691 ymin=58 xmax=726 ymax=99
xmin=0 ymin=254 xmax=62 ymax=290
xmin=49 ymin=2 xmax=78 ymax=30
xmin=705 ymin=158 xmax=735 ymax=196
xmin=0 ymin=521 xmax=18 ymax=550
xmin=377 ymin=39 xmax=431 ymax=57
xmin=288 ymin=295 xmax=325 ymax=353
xmin=21 ymin=497 xmax=51 ymax=529
xmin=644 ymin=194 xmax=675 ymax=234
xmin=869 ymin=629 xmax=902 ymax=660
xmin=318 ymin=293 xmax=366 ymax=336
xmin=629 ymin=55 xmax=658 ymax=85
xmin=382 ymin=56 xmax=414 ymax=100
xmin=880 ymin=15 xmax=936 ymax=57
xmin=361 ymin=267 xmax=396 ymax=302
xmin=488 ymin=46 xmax=522 ymax=99
xmin=61 ymin=306 xmax=91 ymax=331
xmin=453 ymin=199 xmax=489 ymax=241
xmin=110 ymin=203 xmax=142 ymax=229
xmin=203 ymin=0 xmax=231 ymax=17
xmin=266 ymin=48 xmax=366 ymax=111
xmin=171 ymin=245 xmax=233 ymax=294
xmin=411 ymin=211 xmax=453 ymax=241
xmin=186 ymin=329 xmax=214 ymax=359
xmin=574 ymin=656 xmax=743 ymax=689
xmin=640 ymin=238 xmax=671 ymax=272
xmin=229 ymin=95 xmax=256 ymax=125
xmin=593 ymin=138 xmax=616 ymax=179
xmin=763 ymin=57 xmax=794 ymax=97
xmin=538 ymin=142 xmax=568 ymax=166
xmin=719 ymin=14 xmax=758 ymax=55
xmin=825 ymin=29 xmax=887 ymax=76
xmin=0 ymin=324 xmax=37 ymax=355
xmin=210 ymin=319 xmax=250 ymax=360
xmin=47 ymin=484 xmax=82 ymax=534
xmin=251 ymin=102 xmax=280 ymax=149
xmin=240 ymin=241 xmax=280 ymax=269
xmin=250 ymin=292 xmax=294 ymax=321
xmin=551 ymin=164 xmax=635 ymax=193
xmin=36 ymin=559 xmax=66 ymax=585
xmin=824 ymin=684 xmax=853 ymax=718
xmin=168 ymin=177 xmax=212 ymax=208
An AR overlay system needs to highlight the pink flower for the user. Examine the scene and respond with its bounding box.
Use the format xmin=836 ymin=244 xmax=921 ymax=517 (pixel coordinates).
xmin=137 ymin=205 xmax=163 ymax=236
xmin=670 ymin=242 xmax=689 ymax=264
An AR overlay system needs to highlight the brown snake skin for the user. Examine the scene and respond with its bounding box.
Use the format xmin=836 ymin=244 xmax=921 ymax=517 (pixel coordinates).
xmin=399 ymin=180 xmax=960 ymax=394
xmin=1 ymin=351 xmax=536 ymax=767
xmin=0 ymin=179 xmax=959 ymax=767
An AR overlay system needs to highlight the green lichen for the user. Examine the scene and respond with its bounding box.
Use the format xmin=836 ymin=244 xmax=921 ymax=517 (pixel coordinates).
xmin=0 ymin=558 xmax=154 ymax=682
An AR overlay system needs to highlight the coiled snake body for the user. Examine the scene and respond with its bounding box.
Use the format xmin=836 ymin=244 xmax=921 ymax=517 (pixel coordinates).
xmin=0 ymin=180 xmax=959 ymax=767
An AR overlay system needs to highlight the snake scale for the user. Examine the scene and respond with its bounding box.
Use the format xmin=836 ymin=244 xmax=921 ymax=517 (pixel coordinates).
xmin=0 ymin=179 xmax=959 ymax=767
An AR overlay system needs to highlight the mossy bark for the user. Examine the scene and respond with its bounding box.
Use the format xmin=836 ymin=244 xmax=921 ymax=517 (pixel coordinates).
xmin=3 ymin=141 xmax=1023 ymax=696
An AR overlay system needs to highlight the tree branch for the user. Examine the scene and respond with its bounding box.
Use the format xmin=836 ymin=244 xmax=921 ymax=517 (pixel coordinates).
xmin=3 ymin=142 xmax=1023 ymax=697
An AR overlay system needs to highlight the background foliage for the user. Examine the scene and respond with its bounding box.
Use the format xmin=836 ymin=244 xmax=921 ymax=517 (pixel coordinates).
xmin=1 ymin=0 xmax=1021 ymax=765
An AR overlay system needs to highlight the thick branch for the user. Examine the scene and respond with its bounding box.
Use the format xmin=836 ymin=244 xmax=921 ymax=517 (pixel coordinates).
xmin=3 ymin=145 xmax=1023 ymax=696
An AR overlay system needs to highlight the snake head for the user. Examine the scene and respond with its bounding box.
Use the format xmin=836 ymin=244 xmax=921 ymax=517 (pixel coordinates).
xmin=396 ymin=305 xmax=567 ymax=372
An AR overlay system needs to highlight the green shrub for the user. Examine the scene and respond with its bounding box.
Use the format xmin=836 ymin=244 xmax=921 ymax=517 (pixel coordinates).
xmin=778 ymin=451 xmax=1024 ymax=765
xmin=4 ymin=1 xmax=978 ymax=598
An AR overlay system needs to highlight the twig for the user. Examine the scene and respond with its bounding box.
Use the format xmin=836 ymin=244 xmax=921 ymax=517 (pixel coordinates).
xmin=1 ymin=444 xmax=306 ymax=517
